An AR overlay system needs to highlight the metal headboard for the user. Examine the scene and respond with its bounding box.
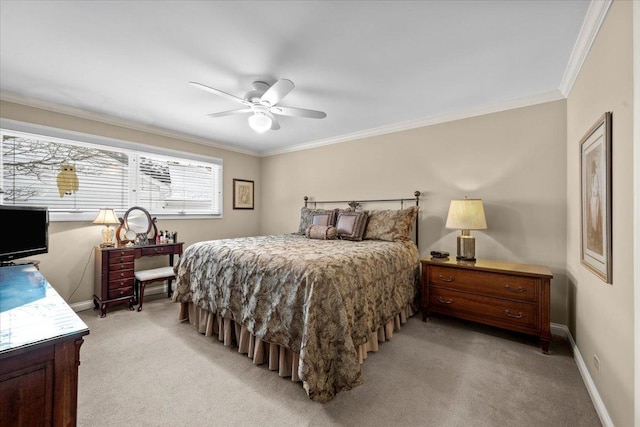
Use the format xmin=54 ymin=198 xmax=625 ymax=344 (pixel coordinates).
xmin=303 ymin=191 xmax=421 ymax=249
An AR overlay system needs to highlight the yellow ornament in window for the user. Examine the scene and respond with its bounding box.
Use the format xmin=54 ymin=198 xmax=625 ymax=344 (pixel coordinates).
xmin=56 ymin=164 xmax=79 ymax=197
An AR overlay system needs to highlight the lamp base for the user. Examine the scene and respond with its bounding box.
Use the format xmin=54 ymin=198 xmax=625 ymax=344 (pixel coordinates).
xmin=456 ymin=233 xmax=476 ymax=261
xmin=101 ymin=226 xmax=115 ymax=248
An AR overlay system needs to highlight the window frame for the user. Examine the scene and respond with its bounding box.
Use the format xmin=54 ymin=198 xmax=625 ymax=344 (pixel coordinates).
xmin=0 ymin=118 xmax=224 ymax=222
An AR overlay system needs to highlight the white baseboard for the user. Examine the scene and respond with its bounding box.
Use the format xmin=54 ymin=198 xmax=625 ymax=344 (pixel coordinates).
xmin=69 ymin=300 xmax=96 ymax=312
xmin=70 ymin=283 xmax=169 ymax=313
xmin=552 ymin=323 xmax=614 ymax=427
xmin=550 ymin=322 xmax=568 ymax=338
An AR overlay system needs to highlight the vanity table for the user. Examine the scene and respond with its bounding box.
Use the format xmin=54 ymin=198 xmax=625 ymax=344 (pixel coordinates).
xmin=93 ymin=242 xmax=183 ymax=317
xmin=93 ymin=205 xmax=183 ymax=317
xmin=0 ymin=264 xmax=89 ymax=426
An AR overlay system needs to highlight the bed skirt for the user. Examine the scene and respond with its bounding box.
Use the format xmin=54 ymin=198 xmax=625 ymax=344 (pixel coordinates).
xmin=178 ymin=302 xmax=415 ymax=384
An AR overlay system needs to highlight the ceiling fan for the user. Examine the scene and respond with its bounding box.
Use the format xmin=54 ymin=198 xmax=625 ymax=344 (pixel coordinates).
xmin=189 ymin=79 xmax=327 ymax=133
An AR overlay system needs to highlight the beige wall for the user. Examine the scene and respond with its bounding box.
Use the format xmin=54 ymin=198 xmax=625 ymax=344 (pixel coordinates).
xmin=0 ymin=100 xmax=261 ymax=305
xmin=566 ymin=1 xmax=635 ymax=425
xmin=260 ymin=99 xmax=569 ymax=324
xmin=2 ymin=5 xmax=635 ymax=419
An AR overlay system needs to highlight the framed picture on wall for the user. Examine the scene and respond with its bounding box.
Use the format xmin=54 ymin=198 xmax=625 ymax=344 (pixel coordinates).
xmin=233 ymin=179 xmax=254 ymax=210
xmin=580 ymin=112 xmax=612 ymax=284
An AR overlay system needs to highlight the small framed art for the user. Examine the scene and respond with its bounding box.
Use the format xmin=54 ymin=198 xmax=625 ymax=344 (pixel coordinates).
xmin=580 ymin=112 xmax=612 ymax=284
xmin=233 ymin=179 xmax=254 ymax=210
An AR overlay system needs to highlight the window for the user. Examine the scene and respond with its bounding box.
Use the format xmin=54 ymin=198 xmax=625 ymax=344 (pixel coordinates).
xmin=0 ymin=126 xmax=223 ymax=221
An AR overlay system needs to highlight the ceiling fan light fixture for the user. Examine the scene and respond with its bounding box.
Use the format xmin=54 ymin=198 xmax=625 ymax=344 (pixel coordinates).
xmin=248 ymin=113 xmax=272 ymax=133
xmin=191 ymin=78 xmax=326 ymax=132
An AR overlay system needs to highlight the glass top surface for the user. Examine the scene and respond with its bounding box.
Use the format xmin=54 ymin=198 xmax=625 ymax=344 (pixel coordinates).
xmin=0 ymin=264 xmax=89 ymax=353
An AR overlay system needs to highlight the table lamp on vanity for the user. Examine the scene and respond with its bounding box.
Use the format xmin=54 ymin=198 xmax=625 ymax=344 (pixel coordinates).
xmin=93 ymin=208 xmax=120 ymax=248
xmin=445 ymin=197 xmax=487 ymax=261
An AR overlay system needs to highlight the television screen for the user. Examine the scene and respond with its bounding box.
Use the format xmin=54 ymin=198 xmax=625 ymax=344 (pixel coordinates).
xmin=0 ymin=205 xmax=49 ymax=264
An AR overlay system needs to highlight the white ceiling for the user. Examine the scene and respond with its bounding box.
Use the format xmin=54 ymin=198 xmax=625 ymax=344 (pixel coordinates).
xmin=0 ymin=1 xmax=590 ymax=155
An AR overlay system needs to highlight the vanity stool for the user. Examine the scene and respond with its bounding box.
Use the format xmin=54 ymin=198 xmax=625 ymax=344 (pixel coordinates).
xmin=134 ymin=266 xmax=176 ymax=311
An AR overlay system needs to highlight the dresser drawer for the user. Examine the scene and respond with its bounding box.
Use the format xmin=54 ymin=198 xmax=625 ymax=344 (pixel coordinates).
xmin=108 ymin=277 xmax=135 ymax=290
xmin=108 ymin=267 xmax=134 ymax=280
xmin=429 ymin=286 xmax=538 ymax=330
xmin=109 ymin=255 xmax=135 ymax=265
xmin=108 ymin=286 xmax=134 ymax=299
xmin=140 ymin=245 xmax=174 ymax=256
xmin=109 ymin=249 xmax=135 ymax=258
xmin=429 ymin=266 xmax=539 ymax=303
xmin=108 ymin=262 xmax=134 ymax=273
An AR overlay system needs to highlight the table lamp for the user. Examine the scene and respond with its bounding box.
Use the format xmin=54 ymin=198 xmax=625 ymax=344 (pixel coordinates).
xmin=445 ymin=197 xmax=487 ymax=261
xmin=93 ymin=208 xmax=120 ymax=248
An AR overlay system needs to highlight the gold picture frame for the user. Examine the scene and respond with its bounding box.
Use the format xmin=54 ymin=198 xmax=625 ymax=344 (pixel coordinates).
xmin=580 ymin=112 xmax=612 ymax=284
xmin=233 ymin=179 xmax=254 ymax=210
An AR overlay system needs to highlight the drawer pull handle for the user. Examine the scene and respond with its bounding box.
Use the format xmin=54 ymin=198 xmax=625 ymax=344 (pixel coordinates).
xmin=504 ymin=310 xmax=525 ymax=319
xmin=437 ymin=275 xmax=454 ymax=282
xmin=437 ymin=296 xmax=455 ymax=304
xmin=504 ymin=285 xmax=526 ymax=293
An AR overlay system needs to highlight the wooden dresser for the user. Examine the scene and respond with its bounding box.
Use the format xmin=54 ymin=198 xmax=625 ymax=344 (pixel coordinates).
xmin=94 ymin=242 xmax=183 ymax=317
xmin=0 ymin=264 xmax=90 ymax=426
xmin=421 ymin=258 xmax=553 ymax=353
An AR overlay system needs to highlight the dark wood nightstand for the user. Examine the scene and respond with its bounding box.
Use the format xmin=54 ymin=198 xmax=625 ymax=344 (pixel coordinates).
xmin=421 ymin=257 xmax=553 ymax=353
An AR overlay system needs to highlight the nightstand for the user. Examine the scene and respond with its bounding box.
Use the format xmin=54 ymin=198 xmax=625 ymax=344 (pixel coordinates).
xmin=421 ymin=257 xmax=553 ymax=353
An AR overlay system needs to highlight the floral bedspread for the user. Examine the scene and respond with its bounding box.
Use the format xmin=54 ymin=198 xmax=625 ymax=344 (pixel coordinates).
xmin=172 ymin=233 xmax=419 ymax=402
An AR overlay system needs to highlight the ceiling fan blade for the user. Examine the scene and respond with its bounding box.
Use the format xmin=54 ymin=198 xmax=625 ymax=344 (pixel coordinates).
xmin=260 ymin=79 xmax=295 ymax=106
xmin=206 ymin=108 xmax=252 ymax=118
xmin=271 ymin=106 xmax=327 ymax=119
xmin=265 ymin=111 xmax=280 ymax=130
xmin=189 ymin=81 xmax=250 ymax=106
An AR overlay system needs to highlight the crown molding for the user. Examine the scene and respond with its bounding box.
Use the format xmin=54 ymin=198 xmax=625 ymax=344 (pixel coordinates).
xmin=559 ymin=0 xmax=612 ymax=97
xmin=260 ymin=89 xmax=565 ymax=157
xmin=0 ymin=91 xmax=259 ymax=157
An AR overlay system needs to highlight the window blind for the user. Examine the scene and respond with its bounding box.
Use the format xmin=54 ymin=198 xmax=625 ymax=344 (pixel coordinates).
xmin=1 ymin=130 xmax=223 ymax=219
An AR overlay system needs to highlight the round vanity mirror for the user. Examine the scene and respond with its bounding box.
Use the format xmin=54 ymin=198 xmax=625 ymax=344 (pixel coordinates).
xmin=122 ymin=206 xmax=157 ymax=245
xmin=124 ymin=207 xmax=152 ymax=234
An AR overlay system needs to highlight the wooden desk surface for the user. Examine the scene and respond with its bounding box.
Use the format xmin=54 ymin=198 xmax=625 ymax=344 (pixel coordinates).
xmin=99 ymin=241 xmax=183 ymax=257
xmin=422 ymin=257 xmax=553 ymax=278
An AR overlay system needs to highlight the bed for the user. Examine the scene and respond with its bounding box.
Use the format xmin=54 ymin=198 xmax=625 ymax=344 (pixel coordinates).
xmin=172 ymin=192 xmax=421 ymax=402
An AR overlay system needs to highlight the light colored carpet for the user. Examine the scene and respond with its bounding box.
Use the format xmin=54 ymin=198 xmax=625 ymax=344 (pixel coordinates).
xmin=76 ymin=295 xmax=601 ymax=427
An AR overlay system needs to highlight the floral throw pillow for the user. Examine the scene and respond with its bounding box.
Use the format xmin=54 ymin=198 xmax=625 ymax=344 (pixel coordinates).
xmin=363 ymin=206 xmax=419 ymax=242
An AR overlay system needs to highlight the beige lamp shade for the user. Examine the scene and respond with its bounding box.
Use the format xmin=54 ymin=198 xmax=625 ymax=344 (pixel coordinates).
xmin=445 ymin=198 xmax=487 ymax=261
xmin=93 ymin=208 xmax=120 ymax=225
xmin=445 ymin=198 xmax=487 ymax=230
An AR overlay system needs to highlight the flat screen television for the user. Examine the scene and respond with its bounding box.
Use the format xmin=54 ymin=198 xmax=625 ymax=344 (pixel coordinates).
xmin=0 ymin=205 xmax=49 ymax=265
